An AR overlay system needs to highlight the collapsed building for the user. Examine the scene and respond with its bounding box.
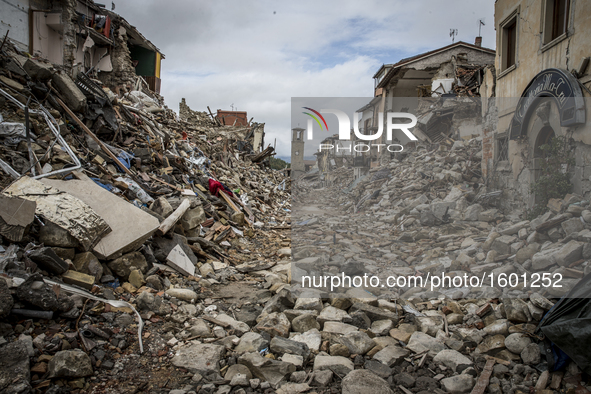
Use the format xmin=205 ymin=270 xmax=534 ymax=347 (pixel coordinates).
xmin=352 ymin=40 xmax=496 ymax=178
xmin=1 ymin=0 xmax=164 ymax=93
xmin=2 ymin=0 xmax=591 ymax=392
xmin=287 ymin=1 xmax=591 ymax=391
xmin=299 ymin=41 xmax=496 ymax=184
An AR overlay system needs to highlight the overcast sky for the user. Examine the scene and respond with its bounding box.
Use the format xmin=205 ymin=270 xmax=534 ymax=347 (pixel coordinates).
xmin=113 ymin=0 xmax=496 ymax=158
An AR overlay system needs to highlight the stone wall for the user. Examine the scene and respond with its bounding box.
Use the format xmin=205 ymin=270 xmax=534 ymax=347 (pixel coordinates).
xmin=403 ymin=46 xmax=495 ymax=71
xmin=97 ymin=25 xmax=137 ymax=91
xmin=60 ymin=0 xmax=78 ymax=72
xmin=481 ymin=98 xmax=497 ymax=180
xmin=179 ymin=98 xmax=216 ymax=125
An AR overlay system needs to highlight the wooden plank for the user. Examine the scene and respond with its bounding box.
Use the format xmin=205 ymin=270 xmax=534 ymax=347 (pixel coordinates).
xmin=201 ymin=315 xmax=230 ymax=328
xmin=470 ymin=358 xmax=495 ymax=394
xmin=549 ymin=372 xmax=563 ymax=390
xmin=399 ymin=386 xmax=413 ymax=394
xmin=234 ymin=196 xmax=255 ymax=223
xmin=157 ymin=199 xmax=190 ymax=236
xmin=220 ymin=191 xmax=252 ymax=225
xmin=219 ymin=191 xmax=240 ymax=213
xmin=484 ymin=355 xmax=510 ymax=366
xmin=54 ymin=96 xmax=138 ymax=180
xmin=149 ymin=174 xmax=183 ymax=192
xmin=534 ymin=370 xmax=550 ymax=392
xmin=535 ymin=215 xmax=569 ymax=232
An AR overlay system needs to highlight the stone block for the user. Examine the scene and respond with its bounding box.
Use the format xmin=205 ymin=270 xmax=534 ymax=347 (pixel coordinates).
xmin=61 ymin=270 xmax=95 ymax=290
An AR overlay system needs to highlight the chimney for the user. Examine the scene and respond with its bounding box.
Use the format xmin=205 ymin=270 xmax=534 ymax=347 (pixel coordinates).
xmin=475 ymin=36 xmax=482 ymax=47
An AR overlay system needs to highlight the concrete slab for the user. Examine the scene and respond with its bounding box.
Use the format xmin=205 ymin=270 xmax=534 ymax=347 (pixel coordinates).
xmin=40 ymin=173 xmax=159 ymax=259
xmin=166 ymin=244 xmax=195 ymax=277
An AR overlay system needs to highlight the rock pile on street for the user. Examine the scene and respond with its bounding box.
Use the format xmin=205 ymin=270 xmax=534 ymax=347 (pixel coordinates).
xmin=289 ymin=138 xmax=591 ymax=393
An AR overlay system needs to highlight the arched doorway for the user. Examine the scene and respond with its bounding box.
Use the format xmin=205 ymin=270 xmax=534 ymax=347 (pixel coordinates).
xmin=527 ymin=98 xmax=561 ymax=207
xmin=534 ymin=125 xmax=555 ymax=159
xmin=507 ymin=68 xmax=585 ymax=209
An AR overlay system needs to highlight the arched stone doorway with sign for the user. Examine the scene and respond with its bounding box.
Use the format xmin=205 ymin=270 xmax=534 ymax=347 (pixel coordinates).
xmin=508 ymin=68 xmax=585 ymax=208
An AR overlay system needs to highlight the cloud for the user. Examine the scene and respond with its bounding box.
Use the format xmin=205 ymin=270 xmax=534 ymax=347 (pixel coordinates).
xmin=113 ymin=0 xmax=496 ymax=156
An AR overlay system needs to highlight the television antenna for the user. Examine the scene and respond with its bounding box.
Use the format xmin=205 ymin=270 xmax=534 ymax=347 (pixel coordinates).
xmin=478 ymin=19 xmax=485 ymax=36
xmin=450 ymin=29 xmax=458 ymax=43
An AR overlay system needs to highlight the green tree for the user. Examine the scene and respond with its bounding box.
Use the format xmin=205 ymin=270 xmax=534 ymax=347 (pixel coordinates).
xmin=269 ymin=157 xmax=290 ymax=170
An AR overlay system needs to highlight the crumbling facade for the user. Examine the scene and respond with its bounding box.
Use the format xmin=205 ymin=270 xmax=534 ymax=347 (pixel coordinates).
xmin=483 ymin=0 xmax=591 ymax=210
xmin=179 ymin=98 xmax=217 ymax=125
xmin=352 ymin=41 xmax=495 ymax=173
xmin=0 ymin=0 xmax=164 ymax=94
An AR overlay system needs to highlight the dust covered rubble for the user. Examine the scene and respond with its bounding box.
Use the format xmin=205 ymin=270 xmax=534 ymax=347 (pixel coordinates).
xmin=287 ymin=137 xmax=591 ymax=393
xmin=292 ymin=138 xmax=590 ymax=301
xmin=1 ymin=35 xmax=590 ymax=394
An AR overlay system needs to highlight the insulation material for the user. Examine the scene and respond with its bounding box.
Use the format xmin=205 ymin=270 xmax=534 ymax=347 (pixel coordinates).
xmin=3 ymin=176 xmax=111 ymax=251
xmin=0 ymin=121 xmax=26 ymax=137
xmin=431 ymin=78 xmax=454 ymax=96
xmin=96 ymin=48 xmax=113 ymax=72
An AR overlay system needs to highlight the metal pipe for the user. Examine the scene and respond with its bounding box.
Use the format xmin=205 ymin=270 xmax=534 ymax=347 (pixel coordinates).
xmin=11 ymin=309 xmax=53 ymax=319
xmin=25 ymin=102 xmax=36 ymax=176
xmin=0 ymin=87 xmax=82 ymax=179
xmin=0 ymin=158 xmax=19 ymax=179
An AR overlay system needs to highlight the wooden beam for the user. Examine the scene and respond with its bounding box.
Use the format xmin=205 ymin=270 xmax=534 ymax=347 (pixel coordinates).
xmin=157 ymin=198 xmax=190 ymax=236
xmin=219 ymin=191 xmax=252 ymax=226
xmin=54 ymin=96 xmax=141 ymax=183
xmin=470 ymin=358 xmax=495 ymax=394
xmin=149 ymin=174 xmax=183 ymax=192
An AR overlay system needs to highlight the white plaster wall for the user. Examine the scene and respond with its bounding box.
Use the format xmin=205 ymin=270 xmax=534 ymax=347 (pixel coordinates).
xmin=0 ymin=0 xmax=29 ymax=50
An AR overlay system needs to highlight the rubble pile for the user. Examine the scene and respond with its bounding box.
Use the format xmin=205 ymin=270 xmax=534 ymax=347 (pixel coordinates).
xmin=1 ymin=32 xmax=590 ymax=394
xmin=345 ymin=138 xmax=483 ymax=216
xmin=290 ymin=138 xmax=591 ymax=393
xmin=0 ymin=45 xmax=310 ymax=393
xmin=453 ymin=65 xmax=492 ymax=97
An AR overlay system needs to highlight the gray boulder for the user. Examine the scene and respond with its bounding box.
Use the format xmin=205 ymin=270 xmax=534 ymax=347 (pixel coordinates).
xmin=48 ymin=350 xmax=93 ymax=378
xmin=341 ymin=369 xmax=393 ymax=394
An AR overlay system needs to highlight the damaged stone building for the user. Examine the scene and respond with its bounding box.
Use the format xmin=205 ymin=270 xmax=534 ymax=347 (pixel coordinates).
xmin=483 ymin=0 xmax=591 ymax=210
xmin=0 ymin=0 xmax=164 ymax=93
xmin=352 ymin=40 xmax=495 ymax=177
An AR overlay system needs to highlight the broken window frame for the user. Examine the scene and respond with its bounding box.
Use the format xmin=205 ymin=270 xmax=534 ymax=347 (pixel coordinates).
xmin=541 ymin=0 xmax=571 ymax=48
xmin=495 ymin=132 xmax=509 ymax=163
xmin=499 ymin=9 xmax=519 ymax=76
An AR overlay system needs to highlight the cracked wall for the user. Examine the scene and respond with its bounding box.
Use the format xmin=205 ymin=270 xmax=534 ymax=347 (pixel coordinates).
xmin=97 ymin=25 xmax=137 ymax=91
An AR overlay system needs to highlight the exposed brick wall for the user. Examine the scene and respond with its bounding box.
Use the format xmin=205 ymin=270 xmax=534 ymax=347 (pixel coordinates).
xmin=60 ymin=0 xmax=77 ymax=72
xmin=97 ymin=25 xmax=137 ymax=91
